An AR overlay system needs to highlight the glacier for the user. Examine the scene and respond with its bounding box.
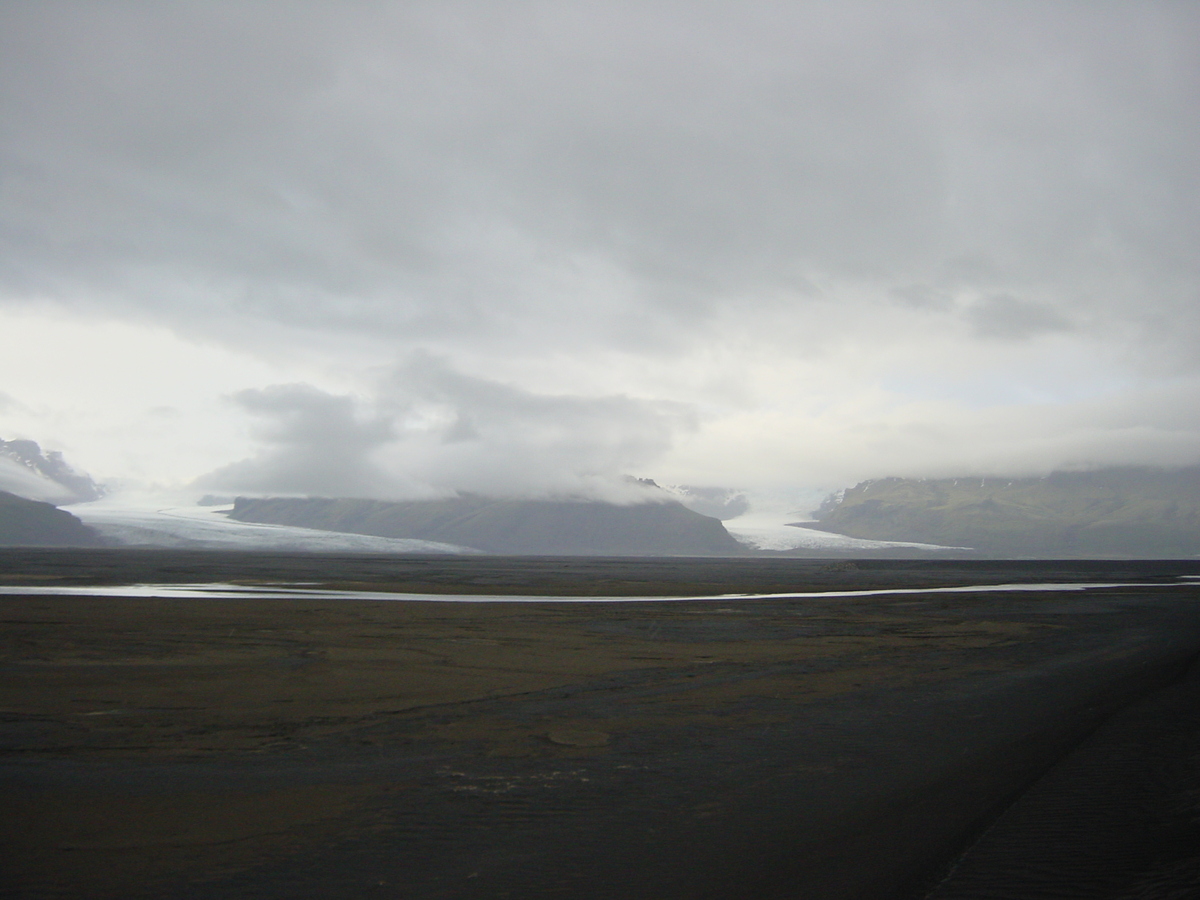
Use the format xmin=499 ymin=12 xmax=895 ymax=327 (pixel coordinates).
xmin=723 ymin=511 xmax=967 ymax=552
xmin=67 ymin=497 xmax=475 ymax=554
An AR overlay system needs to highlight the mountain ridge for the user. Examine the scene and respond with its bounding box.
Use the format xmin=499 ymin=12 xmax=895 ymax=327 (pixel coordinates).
xmin=228 ymin=494 xmax=746 ymax=556
xmin=0 ymin=490 xmax=105 ymax=546
xmin=811 ymin=466 xmax=1200 ymax=557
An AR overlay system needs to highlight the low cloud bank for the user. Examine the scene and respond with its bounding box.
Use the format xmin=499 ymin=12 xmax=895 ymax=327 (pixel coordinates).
xmin=198 ymin=355 xmax=693 ymax=503
xmin=198 ymin=383 xmax=397 ymax=498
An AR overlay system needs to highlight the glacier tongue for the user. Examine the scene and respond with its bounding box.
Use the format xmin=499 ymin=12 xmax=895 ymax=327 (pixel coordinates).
xmin=723 ymin=512 xmax=966 ymax=552
xmin=68 ymin=501 xmax=475 ymax=554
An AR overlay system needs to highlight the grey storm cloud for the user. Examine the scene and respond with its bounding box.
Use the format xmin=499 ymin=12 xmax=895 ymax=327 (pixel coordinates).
xmin=2 ymin=1 xmax=1198 ymax=360
xmin=2 ymin=2 xmax=1199 ymax=494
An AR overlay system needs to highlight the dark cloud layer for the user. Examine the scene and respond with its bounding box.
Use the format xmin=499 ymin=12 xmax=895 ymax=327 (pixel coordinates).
xmin=2 ymin=2 xmax=1198 ymax=495
xmin=4 ymin=3 xmax=1197 ymax=353
xmin=967 ymin=295 xmax=1073 ymax=341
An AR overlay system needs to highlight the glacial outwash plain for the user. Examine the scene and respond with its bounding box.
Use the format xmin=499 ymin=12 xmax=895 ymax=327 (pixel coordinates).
xmin=3 ymin=550 xmax=1200 ymax=899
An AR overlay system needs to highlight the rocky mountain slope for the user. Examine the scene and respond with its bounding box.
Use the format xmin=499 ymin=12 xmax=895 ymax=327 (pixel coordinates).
xmin=0 ymin=491 xmax=104 ymax=546
xmin=811 ymin=467 xmax=1200 ymax=557
xmin=228 ymin=495 xmax=745 ymax=556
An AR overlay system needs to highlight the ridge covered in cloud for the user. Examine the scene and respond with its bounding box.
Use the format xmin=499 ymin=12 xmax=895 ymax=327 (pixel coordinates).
xmin=199 ymin=355 xmax=693 ymax=501
xmin=1 ymin=2 xmax=1198 ymax=499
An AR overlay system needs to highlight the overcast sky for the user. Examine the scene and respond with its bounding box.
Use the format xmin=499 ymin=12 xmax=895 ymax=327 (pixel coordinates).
xmin=2 ymin=1 xmax=1198 ymax=506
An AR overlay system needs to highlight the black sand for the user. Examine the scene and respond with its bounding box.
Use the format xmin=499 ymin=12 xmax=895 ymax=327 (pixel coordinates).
xmin=1 ymin=551 xmax=1199 ymax=898
xmin=926 ymin=655 xmax=1200 ymax=898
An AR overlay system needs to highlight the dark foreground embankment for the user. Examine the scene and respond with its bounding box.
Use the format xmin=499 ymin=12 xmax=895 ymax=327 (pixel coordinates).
xmin=925 ymin=654 xmax=1200 ymax=898
xmin=1 ymin=551 xmax=1198 ymax=899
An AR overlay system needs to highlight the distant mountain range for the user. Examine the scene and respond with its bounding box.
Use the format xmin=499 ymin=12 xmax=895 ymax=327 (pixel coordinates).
xmin=0 ymin=491 xmax=103 ymax=547
xmin=811 ymin=467 xmax=1200 ymax=557
xmin=2 ymin=433 xmax=1196 ymax=558
xmin=228 ymin=495 xmax=745 ymax=556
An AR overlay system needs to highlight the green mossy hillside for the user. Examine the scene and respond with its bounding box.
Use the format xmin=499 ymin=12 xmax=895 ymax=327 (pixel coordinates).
xmin=812 ymin=467 xmax=1200 ymax=557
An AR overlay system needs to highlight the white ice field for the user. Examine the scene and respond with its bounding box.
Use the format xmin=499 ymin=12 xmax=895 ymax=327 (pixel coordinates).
xmin=68 ymin=499 xmax=476 ymax=555
xmin=721 ymin=511 xmax=967 ymax=553
xmin=63 ymin=495 xmax=966 ymax=556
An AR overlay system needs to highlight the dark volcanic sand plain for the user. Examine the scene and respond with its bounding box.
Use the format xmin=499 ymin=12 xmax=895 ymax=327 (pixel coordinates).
xmin=1 ymin=550 xmax=1199 ymax=899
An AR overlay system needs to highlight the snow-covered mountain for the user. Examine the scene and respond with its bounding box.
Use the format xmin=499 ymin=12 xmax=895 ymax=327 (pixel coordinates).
xmin=0 ymin=439 xmax=103 ymax=504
